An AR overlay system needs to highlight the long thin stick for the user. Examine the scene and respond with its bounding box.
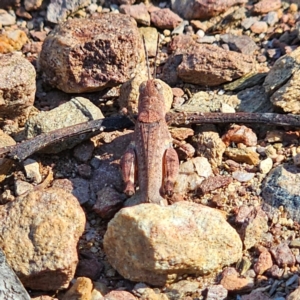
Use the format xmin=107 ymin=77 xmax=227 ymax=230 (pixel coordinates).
xmin=1 ymin=112 xmax=300 ymax=162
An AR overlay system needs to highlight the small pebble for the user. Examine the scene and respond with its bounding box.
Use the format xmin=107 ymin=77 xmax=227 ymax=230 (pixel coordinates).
xmin=259 ymin=157 xmax=273 ymax=174
xmin=232 ymin=171 xmax=255 ymax=182
xmin=23 ymin=158 xmax=42 ymax=183
xmin=250 ymin=21 xmax=268 ymax=34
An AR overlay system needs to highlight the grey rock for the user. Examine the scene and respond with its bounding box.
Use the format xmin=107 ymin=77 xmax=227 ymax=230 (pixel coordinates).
xmin=196 ymin=35 xmax=216 ymax=44
xmin=14 ymin=180 xmax=34 ymax=196
xmin=263 ymin=47 xmax=300 ymax=95
xmin=104 ymin=202 xmax=242 ymax=286
xmin=164 ymin=280 xmax=199 ymax=299
xmin=241 ymin=17 xmax=258 ymax=30
xmin=0 ymin=53 xmax=36 ymax=118
xmin=69 ymin=177 xmax=90 ymax=205
xmin=23 ymin=158 xmax=42 ymax=183
xmin=237 ymin=85 xmax=273 ymax=113
xmin=263 ymin=11 xmax=278 ymax=26
xmin=262 ymin=164 xmax=300 ymax=222
xmin=46 ymin=0 xmax=91 ymax=23
xmin=220 ymin=34 xmax=258 ymax=55
xmin=0 ymin=249 xmax=30 ymax=300
xmin=206 ymin=284 xmax=228 ymax=300
xmin=24 ymin=97 xmax=103 ymax=153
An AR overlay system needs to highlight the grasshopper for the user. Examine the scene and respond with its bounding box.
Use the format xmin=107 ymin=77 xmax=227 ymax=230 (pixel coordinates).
xmin=120 ymin=37 xmax=179 ymax=206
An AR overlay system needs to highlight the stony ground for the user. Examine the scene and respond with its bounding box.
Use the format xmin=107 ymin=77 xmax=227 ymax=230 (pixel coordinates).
xmin=2 ymin=0 xmax=300 ymax=299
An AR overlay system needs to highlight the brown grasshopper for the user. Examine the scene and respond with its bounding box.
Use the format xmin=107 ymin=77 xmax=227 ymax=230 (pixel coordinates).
xmin=120 ymin=37 xmax=179 ymax=206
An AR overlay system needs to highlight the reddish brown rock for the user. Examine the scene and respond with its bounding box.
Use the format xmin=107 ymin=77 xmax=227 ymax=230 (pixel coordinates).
xmin=0 ymin=53 xmax=36 ymax=118
xmin=150 ymin=8 xmax=182 ymax=29
xmin=220 ymin=267 xmax=254 ymax=292
xmin=222 ymin=125 xmax=257 ymax=147
xmin=171 ymin=0 xmax=247 ymax=20
xmin=0 ymin=0 xmax=20 ymax=8
xmin=39 ymin=14 xmax=144 ymax=93
xmin=270 ymin=243 xmax=295 ymax=267
xmin=254 ymin=251 xmax=273 ymax=275
xmin=169 ymin=127 xmax=194 ymax=141
xmin=76 ymin=251 xmax=103 ymax=281
xmin=120 ymin=3 xmax=150 ymax=26
xmin=104 ymin=290 xmax=137 ymax=300
xmin=0 ymin=188 xmax=86 ymax=291
xmin=253 ymin=0 xmax=281 ymax=14
xmin=93 ymin=186 xmax=126 ymax=219
xmin=197 ymin=175 xmax=232 ymax=195
xmin=177 ymin=44 xmax=256 ymax=86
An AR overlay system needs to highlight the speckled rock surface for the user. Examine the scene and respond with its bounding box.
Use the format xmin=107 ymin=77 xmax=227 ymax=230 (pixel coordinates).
xmin=0 ymin=53 xmax=36 ymax=118
xmin=177 ymin=44 xmax=256 ymax=86
xmin=0 ymin=188 xmax=86 ymax=291
xmin=39 ymin=13 xmax=144 ymax=93
xmin=262 ymin=164 xmax=300 ymax=222
xmin=24 ymin=97 xmax=103 ymax=152
xmin=104 ymin=202 xmax=242 ymax=286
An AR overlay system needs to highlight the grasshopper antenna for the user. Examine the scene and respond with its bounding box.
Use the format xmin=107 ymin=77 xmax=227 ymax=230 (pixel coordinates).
xmin=142 ymin=35 xmax=151 ymax=80
xmin=153 ymin=35 xmax=160 ymax=79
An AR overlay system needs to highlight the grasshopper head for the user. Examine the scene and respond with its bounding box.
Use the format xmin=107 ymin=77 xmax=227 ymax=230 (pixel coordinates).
xmin=138 ymin=79 xmax=166 ymax=123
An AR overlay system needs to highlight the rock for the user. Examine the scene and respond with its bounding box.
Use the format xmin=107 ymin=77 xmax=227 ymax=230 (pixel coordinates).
xmin=0 ymin=53 xmax=36 ymax=118
xmin=263 ymin=47 xmax=300 ymax=95
xmin=270 ymin=243 xmax=295 ymax=267
xmin=0 ymin=9 xmax=16 ymax=25
xmin=232 ymin=171 xmax=255 ymax=182
xmin=24 ymin=97 xmax=103 ymax=153
xmin=0 ymin=249 xmax=31 ymax=300
xmin=264 ymin=11 xmax=279 ymax=26
xmin=24 ymin=0 xmax=43 ymax=11
xmin=76 ymin=251 xmax=103 ymax=281
xmin=40 ymin=14 xmax=144 ymax=93
xmin=0 ymin=29 xmax=28 ymax=53
xmin=120 ymin=3 xmax=150 ymax=26
xmin=241 ymin=290 xmax=271 ymax=300
xmin=241 ymin=206 xmax=269 ymax=250
xmin=93 ymin=186 xmax=126 ymax=219
xmin=164 ymin=280 xmax=199 ymax=299
xmin=133 ymin=283 xmax=168 ymax=300
xmin=224 ymin=72 xmax=267 ymax=92
xmin=174 ymin=157 xmax=212 ymax=194
xmin=14 ymin=180 xmax=34 ymax=196
xmin=150 ymin=8 xmax=182 ymax=30
xmin=192 ymin=128 xmax=226 ymax=168
xmin=220 ymin=267 xmax=254 ymax=292
xmin=46 ymin=0 xmax=90 ymax=23
xmin=262 ymin=164 xmax=300 ymax=223
xmin=0 ymin=0 xmax=20 ymax=9
xmin=176 ymin=143 xmax=196 ymax=160
xmin=138 ymin=27 xmax=158 ymax=57
xmin=180 ymin=91 xmax=240 ymax=113
xmin=197 ymin=175 xmax=232 ymax=195
xmin=225 ymin=147 xmax=260 ymax=165
xmin=171 ymin=0 xmax=247 ymax=20
xmin=104 ymin=202 xmax=243 ymax=286
xmin=23 ymin=158 xmax=42 ymax=183
xmin=266 ymin=264 xmax=283 ymax=278
xmin=62 ymin=277 xmax=93 ymax=300
xmin=206 ymin=284 xmax=228 ymax=300
xmin=220 ymin=34 xmax=258 ymax=56
xmin=254 ymin=251 xmax=273 ymax=275
xmin=287 ymin=285 xmax=300 ymax=300
xmin=0 ymin=188 xmax=86 ymax=290
xmin=73 ymin=141 xmax=95 ymax=163
xmin=77 ymin=164 xmax=92 ymax=179
xmin=259 ymin=157 xmax=273 ymax=174
xmin=250 ymin=21 xmax=268 ymax=34
xmin=222 ymin=125 xmax=257 ymax=147
xmin=0 ymin=129 xmax=15 ymax=147
xmin=236 ymin=85 xmax=272 ymax=113
xmin=177 ymin=44 xmax=256 ymax=86
xmin=270 ymin=69 xmax=300 ymax=114
xmin=104 ymin=290 xmax=137 ymax=300
xmin=119 ymin=77 xmax=173 ymax=116
xmin=169 ymin=127 xmax=194 ymax=141
xmin=253 ymin=0 xmax=281 ymax=14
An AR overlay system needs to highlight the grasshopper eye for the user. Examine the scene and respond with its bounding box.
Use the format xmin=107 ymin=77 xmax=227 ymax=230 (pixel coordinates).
xmin=139 ymin=81 xmax=147 ymax=92
xmin=154 ymin=81 xmax=162 ymax=90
